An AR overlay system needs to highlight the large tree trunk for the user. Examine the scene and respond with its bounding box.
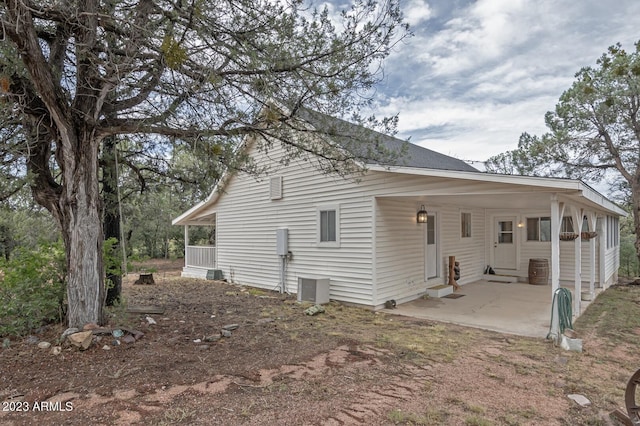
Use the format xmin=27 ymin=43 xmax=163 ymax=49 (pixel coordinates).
xmin=26 ymin=124 xmax=106 ymax=328
xmin=64 ymin=196 xmax=105 ymax=327
xmin=62 ymin=135 xmax=105 ymax=328
xmin=5 ymin=0 xmax=106 ymax=328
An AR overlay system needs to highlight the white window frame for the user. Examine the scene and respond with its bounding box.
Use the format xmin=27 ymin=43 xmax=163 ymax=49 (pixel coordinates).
xmin=526 ymin=216 xmax=552 ymax=242
xmin=607 ymin=215 xmax=619 ymax=249
xmin=317 ymin=204 xmax=340 ymax=248
xmin=560 ymin=216 xmax=574 ymax=233
xmin=460 ymin=211 xmax=472 ymax=239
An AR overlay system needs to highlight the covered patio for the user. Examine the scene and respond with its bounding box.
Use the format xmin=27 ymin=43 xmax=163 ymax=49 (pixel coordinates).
xmin=386 ymin=279 xmax=597 ymax=338
xmin=372 ymin=170 xmax=623 ymax=315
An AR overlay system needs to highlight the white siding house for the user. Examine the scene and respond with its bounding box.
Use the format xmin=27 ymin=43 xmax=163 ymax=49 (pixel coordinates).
xmin=173 ymin=114 xmax=625 ymax=312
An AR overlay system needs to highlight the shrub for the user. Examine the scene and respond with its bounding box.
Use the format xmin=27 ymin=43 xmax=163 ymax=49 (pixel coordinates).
xmin=0 ymin=242 xmax=66 ymax=337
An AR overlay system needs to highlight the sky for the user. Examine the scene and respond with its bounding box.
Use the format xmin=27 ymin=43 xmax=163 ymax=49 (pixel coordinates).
xmin=328 ymin=0 xmax=640 ymax=165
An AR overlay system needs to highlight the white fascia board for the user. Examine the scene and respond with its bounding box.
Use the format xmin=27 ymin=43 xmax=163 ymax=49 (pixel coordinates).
xmin=367 ymin=164 xmax=626 ymax=216
xmin=172 ymin=171 xmax=229 ymax=225
xmin=171 ymin=192 xmax=222 ymax=225
xmin=366 ymin=164 xmax=580 ymax=188
xmin=172 ymin=199 xmax=206 ymax=225
xmin=577 ymin=183 xmax=627 ymax=216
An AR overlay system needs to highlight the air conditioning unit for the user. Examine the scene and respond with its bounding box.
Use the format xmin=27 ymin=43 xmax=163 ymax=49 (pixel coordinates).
xmin=297 ymin=277 xmax=330 ymax=304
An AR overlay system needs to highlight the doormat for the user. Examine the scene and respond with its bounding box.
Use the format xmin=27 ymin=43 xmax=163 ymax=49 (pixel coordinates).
xmin=443 ymin=294 xmax=465 ymax=299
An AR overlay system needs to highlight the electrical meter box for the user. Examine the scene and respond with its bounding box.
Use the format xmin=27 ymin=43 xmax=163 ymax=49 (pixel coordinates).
xmin=276 ymin=228 xmax=288 ymax=256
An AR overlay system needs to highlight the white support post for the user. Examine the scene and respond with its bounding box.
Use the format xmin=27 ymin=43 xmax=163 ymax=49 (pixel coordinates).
xmin=571 ymin=206 xmax=583 ymax=317
xmin=184 ymin=225 xmax=189 ymax=267
xmin=423 ymin=215 xmax=428 ymax=282
xmin=588 ymin=212 xmax=597 ymax=298
xmin=550 ymin=195 xmax=564 ymax=295
xmin=549 ymin=195 xmax=563 ymax=340
xmin=598 ymin=217 xmax=606 ymax=288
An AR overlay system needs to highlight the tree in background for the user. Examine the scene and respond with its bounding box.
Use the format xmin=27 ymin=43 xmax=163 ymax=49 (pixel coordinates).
xmin=0 ymin=0 xmax=408 ymax=327
xmin=0 ymin=190 xmax=59 ymax=260
xmin=619 ymin=214 xmax=640 ymax=277
xmin=486 ymin=41 xmax=640 ymax=264
xmin=101 ymin=133 xmax=225 ymax=305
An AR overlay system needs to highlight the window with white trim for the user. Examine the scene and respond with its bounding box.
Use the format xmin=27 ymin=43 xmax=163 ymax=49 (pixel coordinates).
xmin=526 ymin=216 xmax=576 ymax=241
xmin=526 ymin=217 xmax=551 ymax=241
xmin=317 ymin=205 xmax=340 ymax=247
xmin=461 ymin=212 xmax=471 ymax=238
xmin=560 ymin=216 xmax=574 ymax=233
xmin=607 ymin=215 xmax=619 ymax=248
xmin=581 ymin=216 xmax=589 ymax=233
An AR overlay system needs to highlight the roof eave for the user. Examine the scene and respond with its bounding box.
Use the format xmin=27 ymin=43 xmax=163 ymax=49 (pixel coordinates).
xmin=367 ymin=164 xmax=627 ymax=216
xmin=172 ymin=181 xmax=224 ymax=225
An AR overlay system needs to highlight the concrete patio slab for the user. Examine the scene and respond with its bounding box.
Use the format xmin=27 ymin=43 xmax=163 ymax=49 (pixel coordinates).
xmin=386 ymin=280 xmax=590 ymax=338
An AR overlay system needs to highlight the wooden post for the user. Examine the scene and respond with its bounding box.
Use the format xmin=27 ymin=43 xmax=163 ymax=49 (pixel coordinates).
xmin=448 ymin=256 xmax=461 ymax=291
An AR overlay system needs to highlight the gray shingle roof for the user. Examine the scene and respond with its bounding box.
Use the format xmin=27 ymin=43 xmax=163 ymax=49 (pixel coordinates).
xmin=368 ymin=132 xmax=479 ymax=172
xmin=296 ymin=108 xmax=479 ymax=173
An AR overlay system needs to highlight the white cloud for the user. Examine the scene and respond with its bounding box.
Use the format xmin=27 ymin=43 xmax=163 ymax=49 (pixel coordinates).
xmin=415 ymin=0 xmax=540 ymax=75
xmin=319 ymin=0 xmax=640 ymax=165
xmin=398 ymin=96 xmax=554 ymax=161
xmin=370 ymin=0 xmax=640 ymax=163
xmin=403 ymin=0 xmax=433 ymax=27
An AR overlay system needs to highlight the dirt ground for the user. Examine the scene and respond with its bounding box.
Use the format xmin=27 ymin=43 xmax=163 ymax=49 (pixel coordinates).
xmin=1 ymin=259 xmax=639 ymax=425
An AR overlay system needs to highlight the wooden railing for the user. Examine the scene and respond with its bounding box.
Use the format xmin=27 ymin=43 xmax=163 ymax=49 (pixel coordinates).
xmin=185 ymin=245 xmax=216 ymax=268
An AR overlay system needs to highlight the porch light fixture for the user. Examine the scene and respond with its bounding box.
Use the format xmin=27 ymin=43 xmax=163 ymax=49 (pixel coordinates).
xmin=517 ymin=221 xmax=524 ymax=228
xmin=417 ymin=205 xmax=428 ymax=224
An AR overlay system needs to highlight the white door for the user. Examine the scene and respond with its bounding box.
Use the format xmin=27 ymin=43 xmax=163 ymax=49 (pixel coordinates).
xmin=426 ymin=214 xmax=438 ymax=279
xmin=494 ymin=216 xmax=517 ymax=270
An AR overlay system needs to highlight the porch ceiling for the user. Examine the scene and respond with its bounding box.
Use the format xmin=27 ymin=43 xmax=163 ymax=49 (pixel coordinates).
xmin=369 ymin=165 xmax=625 ymax=216
xmin=379 ymin=191 xmax=582 ymax=212
xmin=380 ymin=186 xmax=607 ymax=213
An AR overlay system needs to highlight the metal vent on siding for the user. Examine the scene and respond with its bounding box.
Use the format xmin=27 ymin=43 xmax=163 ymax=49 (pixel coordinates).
xmin=270 ymin=176 xmax=283 ymax=200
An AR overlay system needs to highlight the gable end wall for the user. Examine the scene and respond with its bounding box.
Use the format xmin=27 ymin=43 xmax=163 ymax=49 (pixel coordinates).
xmin=214 ymin=144 xmax=375 ymax=306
